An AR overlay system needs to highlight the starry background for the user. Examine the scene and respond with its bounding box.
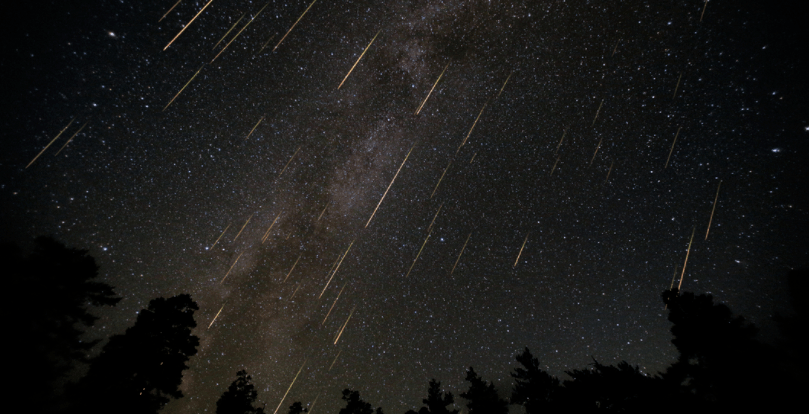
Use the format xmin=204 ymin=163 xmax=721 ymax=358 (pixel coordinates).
xmin=2 ymin=0 xmax=808 ymax=413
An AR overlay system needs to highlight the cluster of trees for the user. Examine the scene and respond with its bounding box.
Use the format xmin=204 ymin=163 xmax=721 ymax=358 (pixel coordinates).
xmin=13 ymin=236 xmax=806 ymax=414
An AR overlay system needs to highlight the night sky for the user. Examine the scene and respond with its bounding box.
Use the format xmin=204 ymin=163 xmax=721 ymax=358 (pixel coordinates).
xmin=3 ymin=1 xmax=808 ymax=413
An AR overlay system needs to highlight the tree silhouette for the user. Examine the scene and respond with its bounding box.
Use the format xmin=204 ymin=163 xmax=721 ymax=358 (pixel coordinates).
xmin=459 ymin=367 xmax=508 ymax=414
xmin=510 ymin=348 xmax=560 ymax=414
xmin=339 ymin=389 xmax=384 ymax=414
xmin=71 ymin=294 xmax=200 ymax=414
xmin=217 ymin=370 xmax=266 ymax=414
xmin=406 ymin=379 xmax=458 ymax=414
xmin=288 ymin=401 xmax=308 ymax=414
xmin=5 ymin=237 xmax=120 ymax=411
xmin=561 ymin=359 xmax=662 ymax=413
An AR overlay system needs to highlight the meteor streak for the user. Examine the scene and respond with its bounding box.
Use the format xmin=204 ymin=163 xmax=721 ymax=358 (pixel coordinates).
xmin=278 ymin=146 xmax=301 ymax=179
xmin=338 ymin=30 xmax=381 ymax=89
xmin=262 ymin=213 xmax=281 ymax=243
xmin=590 ymin=137 xmax=603 ymax=165
xmin=317 ymin=202 xmax=329 ymax=221
xmin=605 ymin=161 xmax=614 ymax=183
xmin=450 ymin=232 xmax=472 ymax=276
xmin=333 ymin=307 xmax=356 ymax=345
xmin=323 ymin=285 xmax=346 ymax=325
xmin=207 ymin=304 xmax=224 ymax=329
xmin=431 ymin=161 xmax=451 ymax=199
xmin=665 ymin=127 xmax=682 ymax=168
xmin=164 ymin=0 xmax=214 ymax=51
xmin=284 ymin=255 xmax=302 ymax=282
xmin=665 ymin=265 xmax=678 ymax=309
xmin=555 ymin=130 xmax=566 ymax=154
xmin=255 ymin=34 xmax=276 ymax=55
xmin=513 ymin=233 xmax=529 ymax=268
xmin=458 ymin=102 xmax=487 ymax=151
xmin=273 ymin=0 xmax=319 ymax=52
xmin=470 ymin=151 xmax=478 ymax=163
xmin=319 ymin=240 xmax=354 ymax=298
xmin=309 ymin=392 xmax=321 ymax=414
xmin=496 ymin=72 xmax=512 ymax=99
xmin=550 ymin=155 xmax=560 ymax=176
xmin=245 ymin=116 xmax=264 ymax=140
xmin=273 ymin=360 xmax=307 ymax=414
xmin=211 ymin=2 xmax=269 ymax=63
xmin=365 ymin=144 xmax=415 ymax=228
xmin=591 ymin=99 xmax=604 ymax=127
xmin=213 ymin=13 xmax=245 ymax=49
xmin=210 ymin=223 xmax=231 ymax=249
xmin=673 ymin=72 xmax=683 ymax=99
xmin=328 ymin=351 xmax=341 ymax=371
xmin=406 ymin=230 xmax=431 ymax=278
xmin=426 ymin=203 xmax=443 ymax=234
xmin=27 ymin=117 xmax=75 ymax=168
xmin=416 ymin=63 xmax=449 ymax=115
xmin=233 ymin=214 xmax=253 ymax=242
xmin=290 ymin=284 xmax=301 ymax=299
xmin=700 ymin=1 xmax=708 ymax=22
xmin=612 ymin=39 xmax=620 ymax=56
xmin=55 ymin=122 xmax=87 ymax=155
xmin=220 ymin=252 xmax=244 ymax=284
xmin=159 ymin=0 xmax=183 ymax=22
xmin=705 ymin=180 xmax=722 ymax=240
xmin=163 ymin=65 xmax=204 ymax=111
xmin=677 ymin=227 xmax=696 ymax=291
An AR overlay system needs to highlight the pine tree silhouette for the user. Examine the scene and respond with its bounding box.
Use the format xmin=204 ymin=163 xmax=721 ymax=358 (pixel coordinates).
xmin=459 ymin=367 xmax=508 ymax=414
xmin=510 ymin=348 xmax=560 ymax=414
xmin=71 ymin=294 xmax=200 ymax=414
xmin=406 ymin=379 xmax=458 ymax=414
xmin=288 ymin=401 xmax=308 ymax=414
xmin=217 ymin=370 xmax=266 ymax=414
xmin=339 ymin=389 xmax=384 ymax=414
xmin=562 ymin=359 xmax=661 ymax=413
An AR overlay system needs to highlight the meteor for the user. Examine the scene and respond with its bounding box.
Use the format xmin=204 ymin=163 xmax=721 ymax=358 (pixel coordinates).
xmin=274 ymin=0 xmax=319 ymax=52
xmin=590 ymin=137 xmax=603 ymax=165
xmin=164 ymin=0 xmax=214 ymax=51
xmin=317 ymin=202 xmax=329 ymax=221
xmin=338 ymin=30 xmax=381 ymax=89
xmin=365 ymin=143 xmax=415 ymax=228
xmin=323 ymin=285 xmax=346 ymax=325
xmin=416 ymin=63 xmax=449 ymax=115
xmin=273 ymin=360 xmax=307 ymax=414
xmin=673 ymin=72 xmax=683 ymax=99
xmin=496 ymin=72 xmax=512 ymax=100
xmin=163 ymin=65 xmax=204 ymax=111
xmin=555 ymin=130 xmax=566 ymax=154
xmin=431 ymin=161 xmax=451 ymax=199
xmin=334 ymin=306 xmax=356 ymax=345
xmin=458 ymin=102 xmax=487 ymax=151
xmin=262 ymin=213 xmax=281 ymax=243
xmin=233 ymin=214 xmax=253 ymax=242
xmin=550 ymin=155 xmax=560 ymax=176
xmin=319 ymin=240 xmax=354 ymax=298
xmin=677 ymin=227 xmax=696 ymax=291
xmin=450 ymin=232 xmax=472 ymax=276
xmin=290 ymin=284 xmax=301 ymax=299
xmin=591 ymin=99 xmax=604 ymax=127
xmin=220 ymin=252 xmax=244 ymax=284
xmin=700 ymin=1 xmax=708 ymax=22
xmin=159 ymin=0 xmax=183 ymax=22
xmin=665 ymin=265 xmax=678 ymax=309
xmin=470 ymin=151 xmax=478 ymax=163
xmin=665 ymin=127 xmax=682 ymax=168
xmin=211 ymin=2 xmax=270 ymax=63
xmin=210 ymin=223 xmax=231 ymax=250
xmin=605 ymin=161 xmax=614 ymax=183
xmin=213 ymin=13 xmax=245 ymax=49
xmin=278 ymin=146 xmax=301 ymax=179
xmin=255 ymin=34 xmax=276 ymax=55
xmin=406 ymin=230 xmax=431 ymax=278
xmin=27 ymin=117 xmax=75 ymax=168
xmin=309 ymin=392 xmax=321 ymax=414
xmin=705 ymin=180 xmax=722 ymax=240
xmin=207 ymin=304 xmax=224 ymax=329
xmin=55 ymin=122 xmax=87 ymax=155
xmin=612 ymin=39 xmax=620 ymax=56
xmin=513 ymin=233 xmax=529 ymax=268
xmin=328 ymin=351 xmax=341 ymax=371
xmin=426 ymin=203 xmax=443 ymax=234
xmin=284 ymin=254 xmax=302 ymax=282
xmin=245 ymin=116 xmax=264 ymax=141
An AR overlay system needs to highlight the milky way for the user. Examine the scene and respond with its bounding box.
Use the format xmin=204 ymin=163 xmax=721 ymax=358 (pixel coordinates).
xmin=3 ymin=1 xmax=807 ymax=414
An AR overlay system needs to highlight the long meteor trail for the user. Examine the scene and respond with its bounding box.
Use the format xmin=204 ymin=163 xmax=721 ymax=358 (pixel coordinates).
xmin=431 ymin=161 xmax=451 ymax=199
xmin=665 ymin=127 xmax=682 ymax=168
xmin=207 ymin=304 xmax=224 ymax=329
xmin=210 ymin=223 xmax=231 ymax=250
xmin=55 ymin=122 xmax=87 ymax=155
xmin=273 ymin=360 xmax=307 ymax=414
xmin=245 ymin=116 xmax=264 ymax=141
xmin=513 ymin=233 xmax=529 ymax=268
xmin=677 ymin=227 xmax=696 ymax=291
xmin=211 ymin=2 xmax=270 ymax=63
xmin=159 ymin=0 xmax=183 ymax=22
xmin=323 ymin=285 xmax=346 ymax=325
xmin=415 ymin=63 xmax=449 ymax=115
xmin=27 ymin=118 xmax=75 ymax=168
xmin=220 ymin=252 xmax=244 ymax=284
xmin=406 ymin=230 xmax=431 ymax=278
xmin=233 ymin=214 xmax=253 ymax=242
xmin=365 ymin=143 xmax=415 ymax=228
xmin=319 ymin=240 xmax=354 ymax=298
xmin=262 ymin=213 xmax=281 ymax=243
xmin=338 ymin=30 xmax=381 ymax=89
xmin=274 ymin=0 xmax=318 ymax=52
xmin=284 ymin=255 xmax=302 ymax=282
xmin=163 ymin=65 xmax=204 ymax=111
xmin=334 ymin=307 xmax=356 ymax=345
xmin=213 ymin=13 xmax=245 ymax=49
xmin=458 ymin=102 xmax=487 ymax=151
xmin=164 ymin=0 xmax=214 ymax=51
xmin=450 ymin=232 xmax=472 ymax=276
xmin=278 ymin=146 xmax=301 ymax=179
xmin=705 ymin=180 xmax=722 ymax=240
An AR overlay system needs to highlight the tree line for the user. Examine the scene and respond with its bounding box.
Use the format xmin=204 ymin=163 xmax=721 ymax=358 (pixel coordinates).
xmin=10 ymin=237 xmax=806 ymax=414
